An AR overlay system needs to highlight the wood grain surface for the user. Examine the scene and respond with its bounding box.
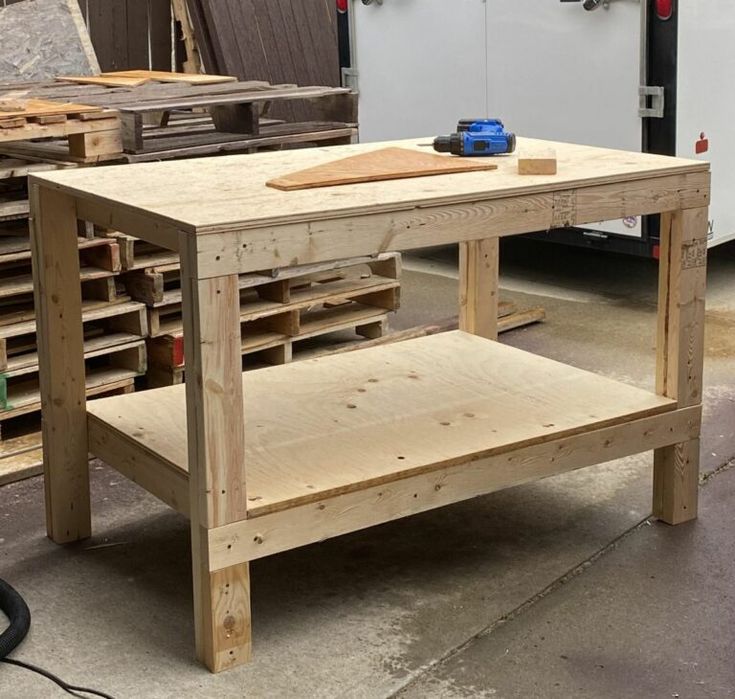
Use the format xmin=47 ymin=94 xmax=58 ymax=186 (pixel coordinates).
xmin=87 ymin=331 xmax=676 ymax=517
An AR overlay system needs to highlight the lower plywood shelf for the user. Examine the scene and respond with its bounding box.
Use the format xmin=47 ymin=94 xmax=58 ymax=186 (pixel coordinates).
xmin=86 ymin=331 xmax=685 ymax=522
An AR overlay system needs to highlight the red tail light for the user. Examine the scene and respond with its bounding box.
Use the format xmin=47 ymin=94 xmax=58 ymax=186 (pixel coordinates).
xmin=656 ymin=0 xmax=673 ymax=20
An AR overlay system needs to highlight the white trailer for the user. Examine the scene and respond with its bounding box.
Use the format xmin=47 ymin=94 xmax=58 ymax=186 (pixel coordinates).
xmin=342 ymin=0 xmax=733 ymax=255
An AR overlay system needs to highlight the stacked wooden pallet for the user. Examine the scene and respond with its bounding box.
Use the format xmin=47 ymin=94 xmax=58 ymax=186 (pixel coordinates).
xmin=0 ymin=97 xmax=121 ymax=163
xmin=0 ymin=74 xmax=359 ymax=485
xmin=0 ymin=221 xmax=148 ymax=485
xmin=109 ymin=235 xmax=401 ymax=387
xmin=0 ymin=95 xmax=145 ymax=483
xmin=0 ymin=76 xmax=356 ymax=163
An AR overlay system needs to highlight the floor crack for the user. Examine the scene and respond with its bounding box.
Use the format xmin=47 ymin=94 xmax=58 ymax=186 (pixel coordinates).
xmin=700 ymin=456 xmax=735 ymax=485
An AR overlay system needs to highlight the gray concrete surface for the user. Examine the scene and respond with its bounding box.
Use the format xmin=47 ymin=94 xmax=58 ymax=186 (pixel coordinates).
xmin=1 ymin=239 xmax=733 ymax=698
xmin=398 ymin=466 xmax=735 ymax=699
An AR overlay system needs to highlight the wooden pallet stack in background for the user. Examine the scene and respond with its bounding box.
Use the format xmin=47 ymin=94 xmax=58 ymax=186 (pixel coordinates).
xmin=110 ymin=236 xmax=401 ymax=387
xmin=0 ymin=230 xmax=149 ymax=483
xmin=0 ymin=97 xmax=121 ymax=163
xmin=0 ymin=76 xmax=356 ymax=164
xmin=0 ymin=74 xmax=362 ymax=485
xmin=0 ymin=101 xmax=144 ymax=485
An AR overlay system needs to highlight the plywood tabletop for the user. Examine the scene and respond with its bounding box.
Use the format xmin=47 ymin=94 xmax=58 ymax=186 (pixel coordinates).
xmin=30 ymin=137 xmax=709 ymax=235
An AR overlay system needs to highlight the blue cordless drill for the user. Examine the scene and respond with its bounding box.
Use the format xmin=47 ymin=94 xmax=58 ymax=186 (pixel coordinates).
xmin=433 ymin=118 xmax=516 ymax=156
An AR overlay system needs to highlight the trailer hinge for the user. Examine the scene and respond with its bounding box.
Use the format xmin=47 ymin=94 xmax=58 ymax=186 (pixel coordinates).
xmin=342 ymin=67 xmax=359 ymax=92
xmin=639 ymin=86 xmax=665 ymax=118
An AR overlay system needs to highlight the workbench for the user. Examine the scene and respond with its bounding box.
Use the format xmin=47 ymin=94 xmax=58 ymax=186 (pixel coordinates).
xmin=29 ymin=138 xmax=710 ymax=672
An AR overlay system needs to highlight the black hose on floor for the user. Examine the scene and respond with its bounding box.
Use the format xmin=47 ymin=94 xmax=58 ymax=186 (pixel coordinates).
xmin=0 ymin=578 xmax=30 ymax=660
xmin=0 ymin=577 xmax=115 ymax=699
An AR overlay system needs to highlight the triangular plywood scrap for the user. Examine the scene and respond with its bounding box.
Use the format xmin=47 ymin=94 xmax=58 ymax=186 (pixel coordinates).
xmin=266 ymin=147 xmax=498 ymax=191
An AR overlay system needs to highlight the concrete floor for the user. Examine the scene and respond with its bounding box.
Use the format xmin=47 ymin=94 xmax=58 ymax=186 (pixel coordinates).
xmin=1 ymin=239 xmax=734 ymax=698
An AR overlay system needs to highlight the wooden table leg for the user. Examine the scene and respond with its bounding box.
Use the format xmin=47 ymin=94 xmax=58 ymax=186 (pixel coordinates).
xmin=180 ymin=246 xmax=251 ymax=672
xmin=653 ymin=207 xmax=708 ymax=524
xmin=30 ymin=185 xmax=90 ymax=543
xmin=459 ymin=238 xmax=499 ymax=339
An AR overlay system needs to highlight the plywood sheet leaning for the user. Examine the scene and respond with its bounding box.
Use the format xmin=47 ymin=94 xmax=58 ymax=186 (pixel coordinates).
xmin=266 ymin=147 xmax=498 ymax=191
xmin=0 ymin=0 xmax=100 ymax=83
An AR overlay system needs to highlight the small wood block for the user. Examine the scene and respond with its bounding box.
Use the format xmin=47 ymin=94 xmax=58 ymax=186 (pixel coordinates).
xmin=68 ymin=130 xmax=123 ymax=159
xmin=77 ymin=111 xmax=120 ymax=122
xmin=267 ymin=147 xmax=498 ymax=191
xmin=0 ymin=118 xmax=26 ymax=129
xmin=32 ymin=114 xmax=68 ymax=125
xmin=518 ymin=149 xmax=557 ymax=176
xmin=120 ymin=113 xmax=144 ymax=152
xmin=210 ymin=103 xmax=259 ymax=135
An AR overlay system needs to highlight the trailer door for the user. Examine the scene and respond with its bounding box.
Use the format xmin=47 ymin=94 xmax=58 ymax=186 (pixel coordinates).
xmin=488 ymin=1 xmax=641 ymax=149
xmin=350 ymin=0 xmax=488 ymax=143
xmin=487 ymin=0 xmax=643 ymax=237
